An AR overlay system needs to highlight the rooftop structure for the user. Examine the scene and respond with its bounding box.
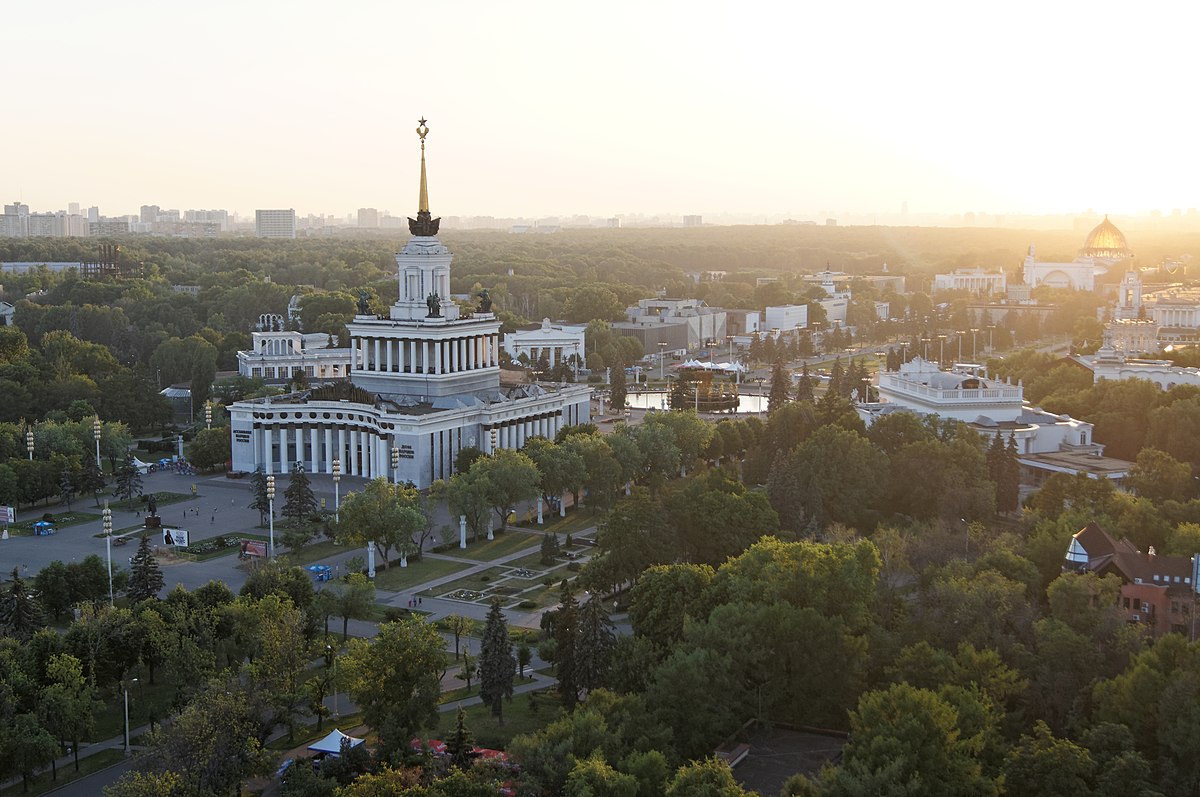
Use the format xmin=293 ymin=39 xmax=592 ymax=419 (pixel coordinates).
xmin=1065 ymin=523 xmax=1197 ymax=638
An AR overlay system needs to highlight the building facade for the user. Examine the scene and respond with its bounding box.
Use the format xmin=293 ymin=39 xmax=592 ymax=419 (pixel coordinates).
xmin=932 ymin=267 xmax=1007 ymax=295
xmin=229 ymin=125 xmax=590 ymax=487
xmin=256 ymin=209 xmax=297 ymax=239
xmin=503 ymin=319 xmax=587 ymax=368
xmin=237 ymin=331 xmax=352 ymax=384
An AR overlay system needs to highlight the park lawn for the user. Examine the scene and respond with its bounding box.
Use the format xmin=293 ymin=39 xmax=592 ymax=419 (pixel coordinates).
xmin=420 ymin=568 xmax=510 ymax=598
xmin=505 ymin=582 xmax=567 ymax=612
xmin=455 ymin=530 xmax=542 ymax=562
xmin=436 ymin=688 xmax=562 ymax=749
xmin=11 ymin=510 xmax=103 ymax=535
xmin=370 ymin=557 xmax=471 ymax=592
xmin=279 ymin=539 xmax=343 ymax=566
xmin=524 ymin=510 xmax=600 ymax=537
xmin=0 ymin=747 xmax=126 ymax=797
xmin=438 ymin=676 xmax=535 ymax=705
xmin=504 ymin=550 xmax=566 ymax=572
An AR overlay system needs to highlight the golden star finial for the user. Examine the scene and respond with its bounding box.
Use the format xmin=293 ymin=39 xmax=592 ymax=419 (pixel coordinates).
xmin=416 ymin=118 xmax=429 ymax=142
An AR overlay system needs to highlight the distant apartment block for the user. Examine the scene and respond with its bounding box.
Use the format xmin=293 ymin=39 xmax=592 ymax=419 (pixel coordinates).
xmin=89 ymin=220 xmax=130 ymax=236
xmin=357 ymin=208 xmax=380 ymax=228
xmin=256 ymin=209 xmax=297 ymax=239
xmin=184 ymin=209 xmax=229 ymax=231
xmin=683 ymin=215 xmax=702 ymax=227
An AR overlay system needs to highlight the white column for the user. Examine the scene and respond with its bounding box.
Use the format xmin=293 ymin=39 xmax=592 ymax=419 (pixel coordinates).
xmin=373 ymin=339 xmax=381 ymax=372
xmin=261 ymin=426 xmax=273 ymax=474
xmin=386 ymin=339 xmax=394 ymax=372
xmin=397 ymin=338 xmax=405 ymax=372
xmin=294 ymin=427 xmax=304 ymax=470
xmin=324 ymin=428 xmax=333 ymax=473
xmin=349 ymin=430 xmax=359 ymax=476
xmin=468 ymin=336 xmax=476 ymax=370
xmin=337 ymin=428 xmax=346 ymax=473
xmin=310 ymin=427 xmax=319 ymax=471
xmin=363 ymin=433 xmax=372 ymax=479
xmin=280 ymin=426 xmax=290 ymax=470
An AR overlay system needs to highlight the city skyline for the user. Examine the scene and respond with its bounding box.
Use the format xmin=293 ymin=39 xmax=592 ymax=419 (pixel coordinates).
xmin=7 ymin=1 xmax=1199 ymax=220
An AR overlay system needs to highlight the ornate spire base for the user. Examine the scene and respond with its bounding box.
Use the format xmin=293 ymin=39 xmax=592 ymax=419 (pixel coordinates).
xmin=408 ymin=210 xmax=441 ymax=236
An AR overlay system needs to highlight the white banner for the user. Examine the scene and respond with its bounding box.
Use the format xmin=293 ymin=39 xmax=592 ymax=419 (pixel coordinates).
xmin=3 ymin=506 xmax=12 ymax=524
xmin=162 ymin=528 xmax=189 ymax=547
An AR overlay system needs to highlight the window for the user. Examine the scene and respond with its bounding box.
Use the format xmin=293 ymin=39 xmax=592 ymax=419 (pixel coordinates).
xmin=1123 ymin=597 xmax=1131 ymax=609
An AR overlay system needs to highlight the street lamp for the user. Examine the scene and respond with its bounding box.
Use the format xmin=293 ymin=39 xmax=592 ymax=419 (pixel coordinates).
xmin=102 ymin=503 xmax=114 ymax=607
xmin=92 ymin=417 xmax=102 ymax=469
xmin=25 ymin=429 xmax=33 ymax=461
xmin=123 ymin=677 xmax=139 ymax=755
xmin=970 ymin=327 xmax=981 ymax=361
xmin=391 ymin=446 xmax=400 ymax=484
xmin=490 ymin=427 xmax=498 ymax=454
xmin=204 ymin=402 xmax=212 ymax=430
xmin=937 ymin=334 xmax=948 ymax=366
xmin=266 ymin=475 xmax=276 ymax=559
xmin=325 ymin=644 xmax=339 ymax=719
xmin=332 ymin=459 xmax=341 ymax=524
xmin=658 ymin=341 xmax=667 ymax=381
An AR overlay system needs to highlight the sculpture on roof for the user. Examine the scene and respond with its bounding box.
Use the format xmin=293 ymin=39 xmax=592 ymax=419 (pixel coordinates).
xmin=426 ymin=291 xmax=442 ymax=318
xmin=356 ymin=290 xmax=371 ymax=315
xmin=477 ymin=289 xmax=492 ymax=313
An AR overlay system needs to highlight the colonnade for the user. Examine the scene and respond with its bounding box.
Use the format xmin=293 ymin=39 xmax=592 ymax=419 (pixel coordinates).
xmin=353 ymin=333 xmax=500 ymax=375
xmin=257 ymin=424 xmax=388 ymax=477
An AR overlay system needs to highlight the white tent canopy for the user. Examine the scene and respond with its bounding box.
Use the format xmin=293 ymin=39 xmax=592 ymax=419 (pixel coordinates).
xmin=308 ymin=728 xmax=364 ymax=756
xmin=676 ymin=360 xmax=747 ymax=373
xmin=131 ymin=457 xmax=153 ymax=475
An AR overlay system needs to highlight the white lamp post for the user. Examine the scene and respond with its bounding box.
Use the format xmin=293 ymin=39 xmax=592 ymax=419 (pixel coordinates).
xmin=93 ymin=417 xmax=102 ymax=469
xmin=266 ymin=475 xmax=276 ymax=559
xmin=25 ymin=429 xmax=34 ymax=461
xmin=123 ymin=677 xmax=138 ymax=755
xmin=658 ymin=341 xmax=667 ymax=381
xmin=332 ymin=459 xmax=341 ymax=524
xmin=391 ymin=446 xmax=400 ymax=485
xmin=204 ymin=402 xmax=212 ymax=430
xmin=102 ymin=504 xmax=113 ymax=607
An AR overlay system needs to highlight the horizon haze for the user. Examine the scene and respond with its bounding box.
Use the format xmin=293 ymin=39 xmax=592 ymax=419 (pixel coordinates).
xmin=7 ymin=0 xmax=1199 ymax=221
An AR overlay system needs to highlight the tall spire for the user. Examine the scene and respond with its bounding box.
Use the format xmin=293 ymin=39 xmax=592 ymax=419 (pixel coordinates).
xmin=417 ymin=117 xmax=430 ymax=213
xmin=408 ymin=117 xmax=440 ymax=236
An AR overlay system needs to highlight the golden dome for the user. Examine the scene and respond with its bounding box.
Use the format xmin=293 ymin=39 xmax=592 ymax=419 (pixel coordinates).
xmin=1081 ymin=215 xmax=1131 ymax=259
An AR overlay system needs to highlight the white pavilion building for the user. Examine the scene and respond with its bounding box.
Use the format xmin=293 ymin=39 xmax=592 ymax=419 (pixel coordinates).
xmin=227 ymin=122 xmax=591 ymax=487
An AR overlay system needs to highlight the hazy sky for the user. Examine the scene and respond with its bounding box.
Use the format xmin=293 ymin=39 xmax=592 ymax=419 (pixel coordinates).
xmin=7 ymin=1 xmax=1199 ymax=220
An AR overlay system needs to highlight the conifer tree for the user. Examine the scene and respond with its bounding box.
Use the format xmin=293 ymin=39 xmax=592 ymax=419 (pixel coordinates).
xmin=283 ymin=462 xmax=318 ymax=526
xmin=59 ymin=467 xmax=75 ymax=510
xmin=554 ymin=580 xmax=580 ymax=708
xmin=114 ymin=453 xmax=143 ymax=504
xmin=540 ymin=532 xmax=559 ymax=566
xmin=127 ymin=534 xmax=164 ymax=603
xmin=768 ymin=357 xmax=791 ymax=415
xmin=80 ymin=460 xmax=105 ymax=507
xmin=794 ymin=363 xmax=815 ymax=403
xmin=998 ymin=435 xmax=1021 ymax=514
xmin=609 ymin=361 xmax=628 ymax=412
xmin=249 ymin=468 xmax=270 ymax=526
xmin=446 ymin=708 xmax=474 ymax=769
xmin=828 ymin=358 xmax=844 ymax=397
xmin=0 ymin=567 xmax=46 ymax=641
xmin=479 ymin=599 xmax=516 ymax=724
xmin=574 ymin=596 xmax=616 ymax=694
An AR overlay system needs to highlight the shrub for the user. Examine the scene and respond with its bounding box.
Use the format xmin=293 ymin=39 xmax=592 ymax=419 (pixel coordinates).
xmin=567 ymin=562 xmax=582 ymax=572
xmin=518 ymin=600 xmax=536 ymax=609
xmin=480 ymin=575 xmax=491 ymax=582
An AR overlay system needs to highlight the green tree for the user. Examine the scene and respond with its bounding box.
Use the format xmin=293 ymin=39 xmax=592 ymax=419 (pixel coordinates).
xmin=446 ymin=615 xmax=475 ymax=661
xmin=1 ymin=567 xmax=47 ymax=641
xmin=332 ymin=573 xmax=376 ymax=642
xmin=1001 ymin=721 xmax=1094 ymax=797
xmin=768 ymin=357 xmax=791 ymax=414
xmin=446 ymin=707 xmax=474 ymax=770
xmin=126 ymin=534 xmax=164 ymax=603
xmin=283 ymin=461 xmax=319 ymax=526
xmin=575 ymin=596 xmax=616 ymax=694
xmin=472 ymin=448 xmax=540 ymax=532
xmin=33 ymin=561 xmax=72 ymax=622
xmin=249 ymin=467 xmax=270 ymax=526
xmin=610 ymin=361 xmax=628 ymax=411
xmin=340 ymin=617 xmax=445 ymax=757
xmin=4 ymin=712 xmax=59 ymax=793
xmin=767 ymin=425 xmax=886 ymax=533
xmin=554 ymin=580 xmax=580 ymax=709
xmin=113 ymin=453 xmax=143 ymax=503
xmin=665 ymin=757 xmax=755 ymax=797
xmin=447 ymin=467 xmax=493 ymax=543
xmin=335 ymin=478 xmax=426 ymax=569
xmin=794 ymin=363 xmax=814 ymax=403
xmin=79 ymin=459 xmax=105 ymax=506
xmin=39 ymin=653 xmax=101 ymax=772
xmin=249 ymin=593 xmax=311 ymax=742
xmin=479 ymin=600 xmax=516 ymax=724
xmin=821 ymin=683 xmax=998 ymax=797
xmin=1126 ymin=447 xmax=1195 ymax=503
xmin=566 ymin=756 xmax=639 ymax=797
xmin=187 ymin=427 xmax=231 ymax=472
xmin=629 ymin=562 xmax=714 ymax=646
xmin=565 ymin=286 xmax=625 ymax=323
